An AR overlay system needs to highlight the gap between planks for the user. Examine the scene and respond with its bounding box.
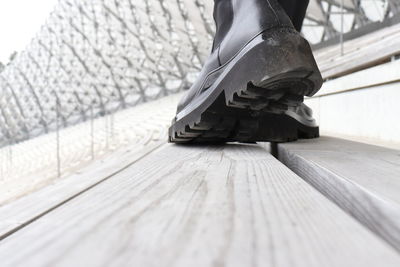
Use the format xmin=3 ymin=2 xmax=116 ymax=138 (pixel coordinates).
xmin=0 ymin=141 xmax=167 ymax=242
xmin=0 ymin=143 xmax=399 ymax=267
xmin=277 ymin=136 xmax=400 ymax=253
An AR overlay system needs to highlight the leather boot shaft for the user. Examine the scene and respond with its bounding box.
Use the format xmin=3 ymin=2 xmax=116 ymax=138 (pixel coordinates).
xmin=278 ymin=0 xmax=310 ymax=31
xmin=214 ymin=0 xmax=294 ymax=65
xmin=213 ymin=0 xmax=234 ymax=52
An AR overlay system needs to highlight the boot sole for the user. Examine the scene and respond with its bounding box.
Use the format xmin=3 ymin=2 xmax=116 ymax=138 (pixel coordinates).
xmin=169 ymin=28 xmax=323 ymax=143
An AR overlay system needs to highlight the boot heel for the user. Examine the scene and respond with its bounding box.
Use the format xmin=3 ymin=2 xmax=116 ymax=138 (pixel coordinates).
xmin=224 ymin=28 xmax=323 ymax=113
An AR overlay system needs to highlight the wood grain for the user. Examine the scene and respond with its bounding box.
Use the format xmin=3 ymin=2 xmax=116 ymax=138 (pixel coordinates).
xmin=278 ymin=136 xmax=400 ymax=252
xmin=314 ymin=23 xmax=400 ymax=79
xmin=0 ymin=141 xmax=165 ymax=240
xmin=0 ymin=143 xmax=399 ymax=267
xmin=0 ymin=93 xmax=181 ymax=206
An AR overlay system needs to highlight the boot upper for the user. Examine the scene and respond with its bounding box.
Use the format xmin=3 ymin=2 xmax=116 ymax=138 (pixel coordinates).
xmin=176 ymin=0 xmax=294 ymax=114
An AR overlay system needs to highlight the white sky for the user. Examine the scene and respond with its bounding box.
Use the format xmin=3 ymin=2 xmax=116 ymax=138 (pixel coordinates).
xmin=0 ymin=0 xmax=58 ymax=63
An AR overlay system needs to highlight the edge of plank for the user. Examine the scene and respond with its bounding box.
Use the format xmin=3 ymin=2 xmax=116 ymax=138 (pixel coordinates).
xmin=0 ymin=141 xmax=166 ymax=241
xmin=277 ymin=140 xmax=400 ymax=252
xmin=2 ymin=143 xmax=400 ymax=266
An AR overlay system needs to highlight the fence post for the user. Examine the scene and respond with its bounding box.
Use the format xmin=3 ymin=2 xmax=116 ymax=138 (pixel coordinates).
xmin=0 ymin=145 xmax=3 ymax=181
xmin=105 ymin=111 xmax=109 ymax=150
xmin=91 ymin=106 xmax=95 ymax=160
xmin=111 ymin=112 xmax=114 ymax=148
xmin=8 ymin=139 xmax=13 ymax=179
xmin=340 ymin=0 xmax=344 ymax=56
xmin=56 ymin=99 xmax=61 ymax=178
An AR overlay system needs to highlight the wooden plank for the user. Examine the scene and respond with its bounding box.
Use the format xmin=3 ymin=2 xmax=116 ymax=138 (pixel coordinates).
xmin=0 ymin=93 xmax=181 ymax=206
xmin=314 ymin=23 xmax=400 ymax=79
xmin=0 ymin=141 xmax=165 ymax=241
xmin=1 ymin=143 xmax=399 ymax=267
xmin=277 ymin=137 xmax=400 ymax=252
xmin=315 ymin=24 xmax=400 ymax=63
xmin=312 ymin=59 xmax=400 ymax=98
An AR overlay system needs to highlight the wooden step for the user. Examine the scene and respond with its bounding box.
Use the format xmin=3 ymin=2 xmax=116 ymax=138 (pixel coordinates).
xmin=314 ymin=22 xmax=400 ymax=79
xmin=0 ymin=141 xmax=164 ymax=241
xmin=1 ymin=143 xmax=399 ymax=266
xmin=306 ymin=56 xmax=400 ymax=146
xmin=277 ymin=136 xmax=400 ymax=252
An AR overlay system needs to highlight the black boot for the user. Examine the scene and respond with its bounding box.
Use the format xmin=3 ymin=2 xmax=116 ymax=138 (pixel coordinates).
xmin=279 ymin=0 xmax=310 ymax=32
xmin=278 ymin=0 xmax=320 ymax=139
xmin=169 ymin=0 xmax=322 ymax=143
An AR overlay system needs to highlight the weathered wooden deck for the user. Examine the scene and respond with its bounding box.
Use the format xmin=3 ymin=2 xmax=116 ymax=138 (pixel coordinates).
xmin=1 ymin=105 xmax=400 ymax=266
xmin=1 ymin=139 xmax=400 ymax=267
xmin=1 ymin=23 xmax=400 ymax=267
